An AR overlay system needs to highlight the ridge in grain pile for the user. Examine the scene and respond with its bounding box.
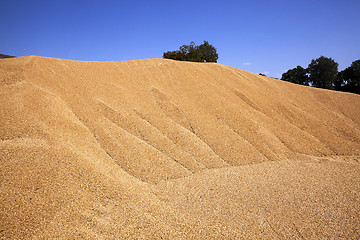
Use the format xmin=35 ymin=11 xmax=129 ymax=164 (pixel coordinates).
xmin=1 ymin=56 xmax=360 ymax=239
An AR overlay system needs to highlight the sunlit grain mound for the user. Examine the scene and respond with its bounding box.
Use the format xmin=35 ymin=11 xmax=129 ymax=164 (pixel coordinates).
xmin=1 ymin=56 xmax=360 ymax=239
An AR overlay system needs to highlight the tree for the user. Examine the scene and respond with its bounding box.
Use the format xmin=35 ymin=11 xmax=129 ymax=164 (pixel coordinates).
xmin=307 ymin=56 xmax=338 ymax=89
xmin=163 ymin=41 xmax=218 ymax=63
xmin=179 ymin=41 xmax=203 ymax=62
xmin=198 ymin=41 xmax=218 ymax=62
xmin=281 ymin=66 xmax=309 ymax=86
xmin=163 ymin=50 xmax=184 ymax=61
xmin=336 ymin=60 xmax=360 ymax=94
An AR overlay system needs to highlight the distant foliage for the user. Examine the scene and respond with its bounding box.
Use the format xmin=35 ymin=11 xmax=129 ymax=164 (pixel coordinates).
xmin=0 ymin=54 xmax=15 ymax=59
xmin=163 ymin=41 xmax=218 ymax=63
xmin=307 ymin=56 xmax=338 ymax=89
xmin=282 ymin=56 xmax=359 ymax=94
xmin=335 ymin=60 xmax=360 ymax=94
xmin=281 ymin=66 xmax=309 ymax=86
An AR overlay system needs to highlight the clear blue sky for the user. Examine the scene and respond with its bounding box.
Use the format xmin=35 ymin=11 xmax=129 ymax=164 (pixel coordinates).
xmin=2 ymin=0 xmax=360 ymax=78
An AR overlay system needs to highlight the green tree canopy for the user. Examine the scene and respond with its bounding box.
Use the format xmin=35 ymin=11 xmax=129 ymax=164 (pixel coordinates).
xmin=163 ymin=41 xmax=218 ymax=63
xmin=198 ymin=41 xmax=218 ymax=62
xmin=281 ymin=66 xmax=309 ymax=86
xmin=307 ymin=56 xmax=338 ymax=89
xmin=336 ymin=60 xmax=360 ymax=94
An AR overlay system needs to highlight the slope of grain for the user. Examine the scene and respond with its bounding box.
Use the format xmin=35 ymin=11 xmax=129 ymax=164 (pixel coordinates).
xmin=1 ymin=56 xmax=359 ymax=239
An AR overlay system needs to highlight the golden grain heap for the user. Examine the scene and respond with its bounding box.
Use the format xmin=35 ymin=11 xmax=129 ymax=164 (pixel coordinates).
xmin=1 ymin=56 xmax=359 ymax=239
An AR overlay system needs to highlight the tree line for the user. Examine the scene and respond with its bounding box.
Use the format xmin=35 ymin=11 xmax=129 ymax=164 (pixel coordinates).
xmin=163 ymin=41 xmax=218 ymax=63
xmin=0 ymin=54 xmax=15 ymax=59
xmin=281 ymin=56 xmax=360 ymax=94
